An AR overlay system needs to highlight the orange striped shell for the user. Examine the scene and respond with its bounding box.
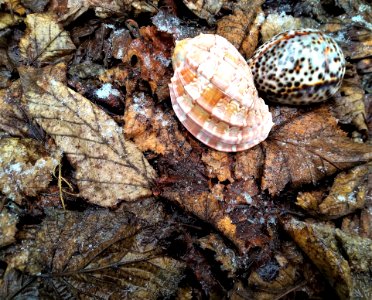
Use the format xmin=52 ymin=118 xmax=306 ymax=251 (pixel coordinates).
xmin=169 ymin=34 xmax=273 ymax=152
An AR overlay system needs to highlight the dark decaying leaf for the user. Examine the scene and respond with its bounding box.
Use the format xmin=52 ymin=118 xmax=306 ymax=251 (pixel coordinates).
xmin=0 ymin=80 xmax=45 ymax=139
xmin=296 ymin=164 xmax=369 ymax=219
xmin=282 ymin=217 xmax=372 ymax=300
xmin=124 ymin=26 xmax=174 ymax=101
xmin=19 ymin=64 xmax=156 ymax=207
xmin=1 ymin=208 xmax=185 ymax=299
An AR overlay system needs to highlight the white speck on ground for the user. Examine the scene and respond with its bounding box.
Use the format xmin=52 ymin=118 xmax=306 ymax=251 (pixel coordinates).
xmin=95 ymin=83 xmax=121 ymax=99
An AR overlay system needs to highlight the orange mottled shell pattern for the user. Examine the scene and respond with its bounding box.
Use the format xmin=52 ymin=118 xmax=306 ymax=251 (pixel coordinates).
xmin=169 ymin=34 xmax=273 ymax=152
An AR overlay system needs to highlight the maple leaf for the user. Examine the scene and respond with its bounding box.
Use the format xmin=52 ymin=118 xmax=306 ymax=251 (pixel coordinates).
xmin=19 ymin=64 xmax=156 ymax=207
xmin=1 ymin=208 xmax=184 ymax=299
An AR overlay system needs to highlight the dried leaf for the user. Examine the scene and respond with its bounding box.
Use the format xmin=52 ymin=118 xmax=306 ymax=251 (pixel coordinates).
xmin=3 ymin=208 xmax=185 ymax=299
xmin=19 ymin=64 xmax=157 ymax=207
xmin=322 ymin=21 xmax=372 ymax=60
xmin=0 ymin=205 xmax=19 ymax=247
xmin=0 ymin=137 xmax=60 ymax=204
xmin=19 ymin=13 xmax=76 ymax=65
xmin=201 ymin=150 xmax=233 ymax=182
xmin=297 ymin=164 xmax=368 ymax=219
xmin=341 ymin=207 xmax=372 ymax=239
xmin=182 ymin=0 xmax=225 ymax=24
xmin=198 ymin=233 xmax=238 ymax=277
xmin=124 ymin=26 xmax=173 ymax=99
xmin=260 ymin=13 xmax=318 ymax=42
xmin=260 ymin=106 xmax=372 ymax=195
xmin=282 ymin=218 xmax=352 ymax=299
xmin=333 ymin=63 xmax=368 ymax=136
xmin=160 ymin=154 xmax=278 ymax=253
xmin=335 ymin=229 xmax=372 ymax=273
xmin=2 ymin=0 xmax=26 ymax=15
xmin=0 ymin=269 xmax=39 ymax=300
xmin=0 ymin=12 xmax=22 ymax=30
xmin=49 ymin=0 xmax=90 ymax=24
xmin=124 ymin=92 xmax=192 ymax=156
xmin=88 ymin=0 xmax=159 ymax=18
xmin=216 ymin=0 xmax=264 ymax=58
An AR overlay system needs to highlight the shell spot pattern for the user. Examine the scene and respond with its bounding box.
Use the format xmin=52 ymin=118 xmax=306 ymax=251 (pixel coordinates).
xmin=169 ymin=34 xmax=273 ymax=152
xmin=248 ymin=29 xmax=346 ymax=105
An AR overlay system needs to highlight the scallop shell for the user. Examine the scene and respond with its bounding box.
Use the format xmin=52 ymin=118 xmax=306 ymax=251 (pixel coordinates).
xmin=249 ymin=29 xmax=346 ymax=105
xmin=169 ymin=34 xmax=273 ymax=152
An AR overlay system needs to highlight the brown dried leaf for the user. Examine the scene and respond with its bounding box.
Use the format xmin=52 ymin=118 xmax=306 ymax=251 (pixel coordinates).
xmin=321 ymin=21 xmax=372 ymax=60
xmin=197 ymin=233 xmax=238 ymax=277
xmin=260 ymin=13 xmax=319 ymax=42
xmin=0 ymin=138 xmax=60 ymax=204
xmin=2 ymin=0 xmax=26 ymax=15
xmin=124 ymin=92 xmax=192 ymax=156
xmin=48 ymin=0 xmax=89 ymax=24
xmin=260 ymin=106 xmax=372 ymax=195
xmin=3 ymin=208 xmax=185 ymax=299
xmin=216 ymin=0 xmax=264 ymax=58
xmin=341 ymin=207 xmax=372 ymax=239
xmin=182 ymin=0 xmax=225 ymax=24
xmin=19 ymin=64 xmax=156 ymax=207
xmin=333 ymin=63 xmax=368 ymax=136
xmin=0 ymin=81 xmax=44 ymax=138
xmin=88 ymin=0 xmax=158 ymax=18
xmin=19 ymin=13 xmax=76 ymax=65
xmin=124 ymin=26 xmax=173 ymax=100
xmin=282 ymin=218 xmax=352 ymax=299
xmin=297 ymin=164 xmax=368 ymax=219
xmin=160 ymin=155 xmax=277 ymax=253
xmin=0 ymin=206 xmax=19 ymax=247
xmin=201 ymin=150 xmax=233 ymax=182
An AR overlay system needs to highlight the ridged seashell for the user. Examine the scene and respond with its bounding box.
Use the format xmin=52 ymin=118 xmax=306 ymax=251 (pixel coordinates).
xmin=249 ymin=29 xmax=346 ymax=105
xmin=169 ymin=34 xmax=273 ymax=152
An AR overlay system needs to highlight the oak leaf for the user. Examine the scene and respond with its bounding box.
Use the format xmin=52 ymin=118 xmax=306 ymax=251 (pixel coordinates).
xmin=19 ymin=64 xmax=156 ymax=207
xmin=19 ymin=13 xmax=76 ymax=65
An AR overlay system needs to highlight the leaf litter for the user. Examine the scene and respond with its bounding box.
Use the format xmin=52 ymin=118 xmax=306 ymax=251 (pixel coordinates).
xmin=0 ymin=0 xmax=372 ymax=298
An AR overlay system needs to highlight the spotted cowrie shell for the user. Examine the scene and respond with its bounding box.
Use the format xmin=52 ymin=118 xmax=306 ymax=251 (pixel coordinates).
xmin=249 ymin=29 xmax=346 ymax=105
xmin=169 ymin=34 xmax=273 ymax=152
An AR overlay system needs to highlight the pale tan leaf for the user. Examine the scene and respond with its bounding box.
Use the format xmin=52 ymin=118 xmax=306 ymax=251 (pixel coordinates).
xmin=19 ymin=64 xmax=157 ymax=207
xmin=0 ymin=12 xmax=22 ymax=30
xmin=0 ymin=206 xmax=19 ymax=247
xmin=0 ymin=137 xmax=60 ymax=204
xmin=19 ymin=13 xmax=76 ymax=65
